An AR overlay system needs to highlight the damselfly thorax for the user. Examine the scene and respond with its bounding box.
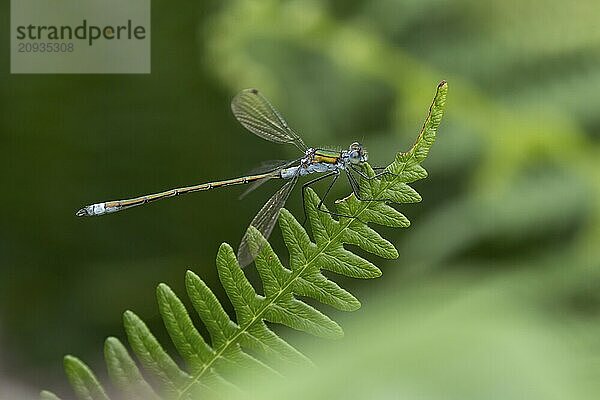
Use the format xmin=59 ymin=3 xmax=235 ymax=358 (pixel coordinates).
xmin=279 ymin=148 xmax=346 ymax=179
xmin=77 ymin=89 xmax=372 ymax=268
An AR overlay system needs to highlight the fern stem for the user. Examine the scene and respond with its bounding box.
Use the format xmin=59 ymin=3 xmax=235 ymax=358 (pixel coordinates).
xmin=177 ymin=173 xmax=407 ymax=398
xmin=175 ymin=81 xmax=448 ymax=399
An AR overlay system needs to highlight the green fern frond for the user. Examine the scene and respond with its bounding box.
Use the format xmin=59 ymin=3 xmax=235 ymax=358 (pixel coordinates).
xmin=40 ymin=391 xmax=63 ymax=400
xmin=43 ymin=81 xmax=447 ymax=400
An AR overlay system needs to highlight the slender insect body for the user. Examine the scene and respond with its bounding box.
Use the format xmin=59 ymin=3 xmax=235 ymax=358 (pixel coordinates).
xmin=279 ymin=161 xmax=340 ymax=180
xmin=313 ymin=148 xmax=341 ymax=165
xmin=77 ymin=88 xmax=370 ymax=267
xmin=79 ymin=202 xmax=119 ymax=216
xmin=77 ymin=172 xmax=277 ymax=217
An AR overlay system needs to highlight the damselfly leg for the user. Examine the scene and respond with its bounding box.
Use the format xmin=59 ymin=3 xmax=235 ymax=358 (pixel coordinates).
xmin=77 ymin=88 xmax=379 ymax=269
xmin=300 ymin=171 xmax=356 ymax=225
xmin=345 ymin=168 xmax=396 ymax=203
xmin=351 ymin=165 xmax=400 ymax=180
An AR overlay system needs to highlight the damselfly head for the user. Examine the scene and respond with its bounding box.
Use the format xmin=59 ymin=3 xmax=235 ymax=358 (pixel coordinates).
xmin=348 ymin=142 xmax=368 ymax=164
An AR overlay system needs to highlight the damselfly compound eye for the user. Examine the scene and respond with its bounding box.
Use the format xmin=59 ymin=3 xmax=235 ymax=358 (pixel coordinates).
xmin=78 ymin=88 xmax=374 ymax=268
xmin=349 ymin=150 xmax=361 ymax=164
xmin=350 ymin=142 xmax=361 ymax=151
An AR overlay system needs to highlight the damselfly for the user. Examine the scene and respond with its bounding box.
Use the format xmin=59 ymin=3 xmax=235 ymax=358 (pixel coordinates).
xmin=77 ymin=89 xmax=380 ymax=267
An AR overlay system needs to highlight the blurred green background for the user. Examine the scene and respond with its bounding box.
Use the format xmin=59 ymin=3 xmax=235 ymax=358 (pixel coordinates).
xmin=1 ymin=0 xmax=600 ymax=398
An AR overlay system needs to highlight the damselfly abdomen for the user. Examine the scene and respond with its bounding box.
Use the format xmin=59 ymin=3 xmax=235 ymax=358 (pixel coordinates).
xmin=77 ymin=88 xmax=375 ymax=267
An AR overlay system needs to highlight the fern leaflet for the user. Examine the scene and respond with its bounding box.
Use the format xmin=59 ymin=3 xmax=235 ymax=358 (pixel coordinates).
xmin=42 ymin=81 xmax=448 ymax=400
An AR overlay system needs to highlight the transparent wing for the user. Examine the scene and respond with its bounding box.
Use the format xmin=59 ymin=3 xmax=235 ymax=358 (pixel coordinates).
xmin=231 ymin=89 xmax=307 ymax=152
xmin=239 ymin=158 xmax=302 ymax=200
xmin=238 ymin=177 xmax=274 ymax=201
xmin=245 ymin=159 xmax=295 ymax=175
xmin=237 ymin=176 xmax=299 ymax=268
